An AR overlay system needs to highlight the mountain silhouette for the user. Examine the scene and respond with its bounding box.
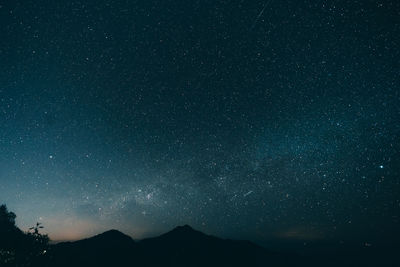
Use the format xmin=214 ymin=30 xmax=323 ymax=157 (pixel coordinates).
xmin=49 ymin=225 xmax=297 ymax=267
xmin=147 ymin=224 xmax=217 ymax=242
xmin=51 ymin=229 xmax=137 ymax=267
xmin=74 ymin=229 xmax=135 ymax=246
xmin=138 ymin=225 xmax=284 ymax=267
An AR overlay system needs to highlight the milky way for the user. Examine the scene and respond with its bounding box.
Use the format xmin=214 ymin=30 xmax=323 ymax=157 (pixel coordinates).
xmin=0 ymin=0 xmax=399 ymax=244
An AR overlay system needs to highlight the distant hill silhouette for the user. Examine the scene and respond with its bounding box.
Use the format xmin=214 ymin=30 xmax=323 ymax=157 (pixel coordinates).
xmin=51 ymin=229 xmax=136 ymax=267
xmin=49 ymin=225 xmax=297 ymax=267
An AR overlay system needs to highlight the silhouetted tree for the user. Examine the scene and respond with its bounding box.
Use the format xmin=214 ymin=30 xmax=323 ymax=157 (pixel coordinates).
xmin=0 ymin=204 xmax=22 ymax=266
xmin=0 ymin=204 xmax=50 ymax=267
xmin=0 ymin=204 xmax=16 ymax=226
xmin=25 ymin=222 xmax=50 ymax=266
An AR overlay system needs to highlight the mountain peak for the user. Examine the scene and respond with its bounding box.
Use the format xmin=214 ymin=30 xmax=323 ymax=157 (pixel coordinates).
xmin=172 ymin=224 xmax=195 ymax=232
xmin=86 ymin=229 xmax=134 ymax=244
xmin=155 ymin=224 xmax=212 ymax=242
xmin=101 ymin=229 xmax=125 ymax=236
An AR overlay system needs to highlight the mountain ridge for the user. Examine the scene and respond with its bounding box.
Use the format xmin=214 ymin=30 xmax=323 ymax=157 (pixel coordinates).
xmin=50 ymin=224 xmax=296 ymax=267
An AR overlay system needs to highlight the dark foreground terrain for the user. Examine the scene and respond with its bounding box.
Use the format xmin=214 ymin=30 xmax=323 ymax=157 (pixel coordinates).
xmin=49 ymin=225 xmax=297 ymax=267
xmin=1 ymin=203 xmax=398 ymax=267
xmin=48 ymin=225 xmax=399 ymax=267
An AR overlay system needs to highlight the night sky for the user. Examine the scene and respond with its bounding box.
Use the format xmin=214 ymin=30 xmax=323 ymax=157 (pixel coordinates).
xmin=0 ymin=0 xmax=399 ymax=245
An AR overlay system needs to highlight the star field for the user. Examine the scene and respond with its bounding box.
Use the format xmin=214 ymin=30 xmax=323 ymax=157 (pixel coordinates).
xmin=0 ymin=0 xmax=399 ymax=244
